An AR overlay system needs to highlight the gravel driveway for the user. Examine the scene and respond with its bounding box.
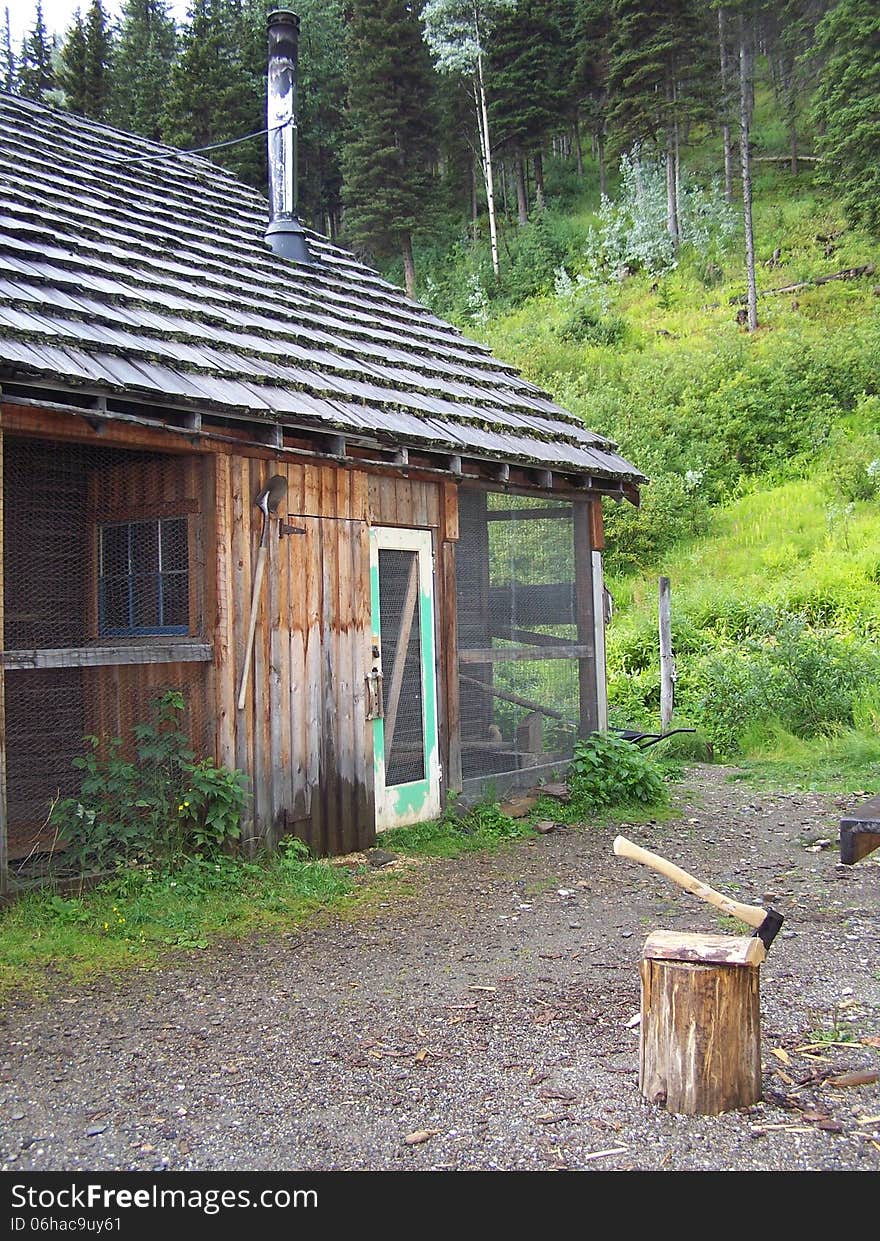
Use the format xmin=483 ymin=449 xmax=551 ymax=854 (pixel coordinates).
xmin=1 ymin=765 xmax=878 ymax=1174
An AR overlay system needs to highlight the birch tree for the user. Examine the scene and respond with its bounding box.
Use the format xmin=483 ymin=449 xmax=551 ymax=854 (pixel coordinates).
xmin=421 ymin=0 xmax=515 ymax=277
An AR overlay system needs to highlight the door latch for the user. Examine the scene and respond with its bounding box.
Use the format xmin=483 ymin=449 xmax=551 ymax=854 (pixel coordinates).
xmin=365 ymin=668 xmax=385 ymax=720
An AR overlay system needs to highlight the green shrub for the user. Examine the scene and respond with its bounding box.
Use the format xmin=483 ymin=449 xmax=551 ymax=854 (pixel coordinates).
xmin=566 ymin=732 xmax=669 ymax=814
xmin=50 ymin=691 xmax=248 ymax=870
xmin=686 ymin=614 xmax=880 ymax=754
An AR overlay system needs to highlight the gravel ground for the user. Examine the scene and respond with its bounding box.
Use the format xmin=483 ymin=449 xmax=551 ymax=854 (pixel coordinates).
xmin=1 ymin=764 xmax=878 ymax=1175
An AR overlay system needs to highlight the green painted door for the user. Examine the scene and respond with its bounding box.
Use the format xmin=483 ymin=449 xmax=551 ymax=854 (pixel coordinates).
xmin=368 ymin=527 xmax=441 ymax=831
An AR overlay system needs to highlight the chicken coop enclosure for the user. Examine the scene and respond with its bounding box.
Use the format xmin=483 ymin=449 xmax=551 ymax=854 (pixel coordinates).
xmin=1 ymin=435 xmax=211 ymax=870
xmin=456 ymin=488 xmax=603 ymax=793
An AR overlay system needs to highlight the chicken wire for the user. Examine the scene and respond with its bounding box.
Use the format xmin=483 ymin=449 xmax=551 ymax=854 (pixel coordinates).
xmin=2 ymin=435 xmax=208 ymax=869
xmin=456 ymin=488 xmax=583 ymax=782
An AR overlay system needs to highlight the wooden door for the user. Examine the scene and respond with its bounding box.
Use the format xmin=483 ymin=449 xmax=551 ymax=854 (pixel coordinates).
xmin=369 ymin=527 xmax=441 ymax=831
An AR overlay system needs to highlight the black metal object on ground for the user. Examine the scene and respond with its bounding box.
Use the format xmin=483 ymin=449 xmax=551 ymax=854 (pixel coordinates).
xmin=613 ymin=727 xmax=697 ymax=750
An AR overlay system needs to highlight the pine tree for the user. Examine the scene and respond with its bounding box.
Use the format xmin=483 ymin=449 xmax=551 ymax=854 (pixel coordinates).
xmin=18 ymin=2 xmax=57 ymax=102
xmin=568 ymin=0 xmax=612 ymax=193
xmin=812 ymin=0 xmax=880 ymax=236
xmin=111 ymin=0 xmax=177 ymax=141
xmin=342 ymin=0 xmax=439 ymax=296
xmin=162 ymin=0 xmax=263 ymax=186
xmin=488 ymin=0 xmax=567 ymax=221
xmin=2 ymin=6 xmax=16 ymax=93
xmin=607 ymin=0 xmax=714 ymax=244
xmin=58 ymin=10 xmax=89 ymax=115
xmin=59 ymin=1 xmax=113 ymax=120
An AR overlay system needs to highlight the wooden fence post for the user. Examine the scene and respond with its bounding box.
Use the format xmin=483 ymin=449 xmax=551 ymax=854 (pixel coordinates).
xmin=659 ymin=576 xmax=673 ymax=732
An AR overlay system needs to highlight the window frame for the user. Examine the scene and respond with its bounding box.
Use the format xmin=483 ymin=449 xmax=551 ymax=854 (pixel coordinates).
xmin=97 ymin=516 xmax=190 ymax=637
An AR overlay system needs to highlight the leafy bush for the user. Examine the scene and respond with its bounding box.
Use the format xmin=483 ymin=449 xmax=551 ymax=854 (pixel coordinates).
xmin=685 ymin=613 xmax=880 ymax=754
xmin=582 ymin=149 xmax=736 ymax=279
xmin=566 ymin=732 xmax=669 ymax=814
xmin=381 ymin=797 xmax=534 ymax=857
xmin=50 ymin=691 xmax=248 ymax=870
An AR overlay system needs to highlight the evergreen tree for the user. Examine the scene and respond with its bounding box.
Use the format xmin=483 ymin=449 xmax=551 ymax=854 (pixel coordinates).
xmin=342 ymin=0 xmax=439 ymax=296
xmin=162 ymin=0 xmax=263 ymax=186
xmin=812 ymin=0 xmax=880 ymax=236
xmin=568 ymin=0 xmax=612 ymax=192
xmin=2 ymin=7 xmax=16 ymax=93
xmin=111 ymin=0 xmax=177 ymax=140
xmin=58 ymin=10 xmax=89 ymax=115
xmin=607 ymin=0 xmax=714 ymax=243
xmin=59 ymin=1 xmax=113 ymax=120
xmin=488 ymin=0 xmax=566 ymax=221
xmin=18 ymin=1 xmax=57 ymax=102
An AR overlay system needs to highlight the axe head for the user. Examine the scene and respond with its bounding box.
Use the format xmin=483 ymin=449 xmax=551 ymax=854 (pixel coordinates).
xmin=754 ymin=908 xmax=784 ymax=950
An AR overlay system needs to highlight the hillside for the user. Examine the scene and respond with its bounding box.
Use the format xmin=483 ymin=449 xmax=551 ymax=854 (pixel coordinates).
xmin=404 ymin=106 xmax=880 ymax=789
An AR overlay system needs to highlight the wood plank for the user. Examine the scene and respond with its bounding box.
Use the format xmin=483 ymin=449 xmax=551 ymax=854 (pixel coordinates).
xmin=230 ymin=455 xmax=254 ymax=838
xmin=589 ymin=499 xmax=605 ymax=551
xmin=643 ymin=930 xmax=766 ymax=968
xmin=573 ymin=499 xmax=598 ymax=737
xmin=267 ymin=463 xmax=288 ymax=841
xmin=351 ymin=470 xmax=374 ymax=850
xmin=839 ymin=797 xmax=880 ymax=863
xmin=459 ymin=644 xmax=591 ymax=663
xmin=383 ymin=553 xmax=420 ymax=759
xmin=211 ymin=453 xmax=236 ymax=772
xmin=2 ymin=643 xmax=213 ymax=669
xmin=440 ymin=535 xmax=462 ymax=795
xmin=441 ymin=481 xmax=458 ymax=542
xmin=0 ymin=426 xmax=7 ymax=896
xmin=486 ymin=506 xmax=573 ymax=521
xmin=458 ymin=672 xmax=575 ymax=725
xmin=303 ymin=468 xmax=322 ymax=846
xmin=250 ymin=458 xmax=271 ymax=846
xmin=487 ymin=625 xmax=579 ymax=648
xmin=287 ymin=464 xmax=309 ymax=825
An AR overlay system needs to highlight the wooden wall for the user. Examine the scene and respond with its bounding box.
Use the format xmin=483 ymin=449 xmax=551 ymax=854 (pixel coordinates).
xmin=215 ymin=459 xmax=446 ymax=857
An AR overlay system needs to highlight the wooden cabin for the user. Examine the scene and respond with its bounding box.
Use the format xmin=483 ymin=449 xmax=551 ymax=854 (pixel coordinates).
xmin=0 ymin=81 xmax=643 ymax=891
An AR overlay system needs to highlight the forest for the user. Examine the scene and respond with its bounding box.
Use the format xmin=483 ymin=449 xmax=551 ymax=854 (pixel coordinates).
xmin=5 ymin=0 xmax=880 ymax=784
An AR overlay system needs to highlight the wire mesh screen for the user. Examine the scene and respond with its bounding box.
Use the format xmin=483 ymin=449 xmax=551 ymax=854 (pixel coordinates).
xmin=378 ymin=548 xmax=426 ymax=787
xmin=2 ymin=435 xmax=208 ymax=868
xmin=457 ymin=489 xmax=582 ymax=781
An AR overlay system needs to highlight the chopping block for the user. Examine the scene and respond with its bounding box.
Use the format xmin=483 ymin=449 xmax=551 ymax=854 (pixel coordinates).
xmin=638 ymin=930 xmax=764 ymax=1117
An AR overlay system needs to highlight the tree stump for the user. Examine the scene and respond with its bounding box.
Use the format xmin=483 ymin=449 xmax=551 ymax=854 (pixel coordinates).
xmin=639 ymin=931 xmax=764 ymax=1116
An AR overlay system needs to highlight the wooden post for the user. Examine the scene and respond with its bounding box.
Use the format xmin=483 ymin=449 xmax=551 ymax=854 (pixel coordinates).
xmin=574 ymin=500 xmax=599 ymax=737
xmin=659 ymin=576 xmax=673 ymax=732
xmin=639 ymin=931 xmax=764 ymax=1116
xmin=0 ymin=422 xmax=7 ymax=897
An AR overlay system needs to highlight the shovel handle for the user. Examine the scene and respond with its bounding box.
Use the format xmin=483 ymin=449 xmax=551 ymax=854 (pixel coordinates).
xmin=612 ymin=835 xmax=765 ymax=929
xmin=237 ymin=546 xmax=268 ymax=710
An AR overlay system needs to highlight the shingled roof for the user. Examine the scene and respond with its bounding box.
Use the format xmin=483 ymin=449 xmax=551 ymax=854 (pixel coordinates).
xmin=0 ymin=93 xmax=643 ymax=491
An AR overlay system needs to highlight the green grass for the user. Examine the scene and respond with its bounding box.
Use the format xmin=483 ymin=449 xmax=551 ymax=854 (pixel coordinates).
xmin=380 ymin=800 xmax=536 ymax=857
xmin=0 ymin=850 xmax=358 ymax=1001
xmin=727 ymin=722 xmax=880 ymax=792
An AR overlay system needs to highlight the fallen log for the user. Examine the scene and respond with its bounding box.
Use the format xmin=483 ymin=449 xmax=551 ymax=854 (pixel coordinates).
xmin=730 ymin=263 xmax=876 ymax=304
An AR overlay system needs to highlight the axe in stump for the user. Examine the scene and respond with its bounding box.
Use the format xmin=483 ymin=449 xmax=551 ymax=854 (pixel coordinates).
xmin=613 ymin=835 xmax=784 ymax=951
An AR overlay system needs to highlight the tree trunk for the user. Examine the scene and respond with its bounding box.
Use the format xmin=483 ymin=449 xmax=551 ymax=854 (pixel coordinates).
xmin=719 ymin=6 xmax=734 ymax=203
xmin=470 ymin=156 xmax=479 ymax=241
xmin=739 ymin=13 xmax=758 ymax=332
xmin=573 ymin=115 xmax=584 ymax=178
xmin=474 ymin=56 xmax=499 ymax=277
xmin=514 ymin=154 xmax=528 ymax=225
xmin=597 ymin=128 xmax=607 ymax=199
xmin=665 ymin=71 xmax=679 ymax=245
xmin=401 ymin=231 xmax=416 ymax=299
xmin=640 ymin=932 xmax=763 ymax=1116
xmin=533 ymin=149 xmax=545 ymax=212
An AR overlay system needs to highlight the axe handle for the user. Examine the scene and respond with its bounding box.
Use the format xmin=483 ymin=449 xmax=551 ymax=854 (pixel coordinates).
xmin=613 ymin=835 xmax=765 ymax=930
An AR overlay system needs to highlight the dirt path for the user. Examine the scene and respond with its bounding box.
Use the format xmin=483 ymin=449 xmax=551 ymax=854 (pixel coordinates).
xmin=1 ymin=765 xmax=878 ymax=1173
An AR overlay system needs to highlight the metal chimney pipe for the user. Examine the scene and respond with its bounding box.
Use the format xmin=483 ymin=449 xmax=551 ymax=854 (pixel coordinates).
xmin=265 ymin=9 xmax=315 ymax=264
